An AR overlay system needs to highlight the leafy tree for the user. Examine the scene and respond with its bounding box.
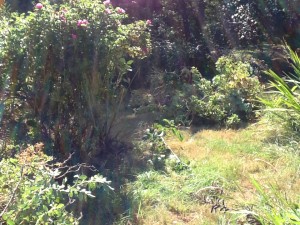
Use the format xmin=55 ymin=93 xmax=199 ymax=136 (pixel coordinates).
xmin=110 ymin=0 xmax=300 ymax=78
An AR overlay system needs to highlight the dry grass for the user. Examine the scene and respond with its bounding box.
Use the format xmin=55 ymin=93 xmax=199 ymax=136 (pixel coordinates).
xmin=124 ymin=120 xmax=300 ymax=225
xmin=110 ymin=112 xmax=300 ymax=224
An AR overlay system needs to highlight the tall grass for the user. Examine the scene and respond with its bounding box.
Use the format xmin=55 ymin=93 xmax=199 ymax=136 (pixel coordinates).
xmin=260 ymin=45 xmax=300 ymax=122
xmin=255 ymin=46 xmax=300 ymax=224
xmin=250 ymin=179 xmax=300 ymax=225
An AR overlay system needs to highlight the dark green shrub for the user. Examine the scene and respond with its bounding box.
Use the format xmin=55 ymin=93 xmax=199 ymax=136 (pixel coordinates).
xmin=192 ymin=57 xmax=263 ymax=125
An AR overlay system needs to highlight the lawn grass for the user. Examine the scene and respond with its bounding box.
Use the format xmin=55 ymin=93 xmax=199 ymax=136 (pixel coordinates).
xmin=116 ymin=117 xmax=300 ymax=224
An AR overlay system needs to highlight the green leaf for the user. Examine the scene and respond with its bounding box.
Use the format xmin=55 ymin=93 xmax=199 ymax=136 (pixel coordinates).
xmin=127 ymin=60 xmax=134 ymax=65
xmin=79 ymin=175 xmax=87 ymax=180
xmin=57 ymin=203 xmax=65 ymax=209
xmin=6 ymin=219 xmax=15 ymax=225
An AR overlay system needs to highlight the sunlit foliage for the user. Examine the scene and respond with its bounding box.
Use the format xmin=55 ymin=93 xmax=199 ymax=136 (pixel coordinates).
xmin=0 ymin=144 xmax=112 ymax=224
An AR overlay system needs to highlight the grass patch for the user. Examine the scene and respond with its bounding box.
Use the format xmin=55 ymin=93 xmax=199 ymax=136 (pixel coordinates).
xmin=112 ymin=116 xmax=300 ymax=224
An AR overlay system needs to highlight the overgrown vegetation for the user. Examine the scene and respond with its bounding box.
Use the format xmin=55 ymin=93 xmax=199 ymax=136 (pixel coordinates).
xmin=118 ymin=121 xmax=300 ymax=224
xmin=0 ymin=0 xmax=299 ymax=224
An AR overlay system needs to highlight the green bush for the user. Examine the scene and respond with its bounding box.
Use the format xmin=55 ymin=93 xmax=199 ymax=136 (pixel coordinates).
xmin=0 ymin=0 xmax=150 ymax=156
xmin=141 ymin=119 xmax=184 ymax=170
xmin=0 ymin=145 xmax=112 ymax=224
xmin=225 ymin=114 xmax=241 ymax=129
xmin=162 ymin=57 xmax=263 ymax=126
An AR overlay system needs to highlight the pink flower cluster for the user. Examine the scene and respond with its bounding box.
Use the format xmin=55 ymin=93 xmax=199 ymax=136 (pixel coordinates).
xmin=59 ymin=9 xmax=68 ymax=23
xmin=77 ymin=19 xmax=89 ymax=27
xmin=116 ymin=7 xmax=126 ymax=14
xmin=105 ymin=8 xmax=112 ymax=14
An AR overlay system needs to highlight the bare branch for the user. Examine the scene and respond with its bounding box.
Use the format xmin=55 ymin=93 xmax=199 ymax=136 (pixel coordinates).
xmin=54 ymin=163 xmax=97 ymax=180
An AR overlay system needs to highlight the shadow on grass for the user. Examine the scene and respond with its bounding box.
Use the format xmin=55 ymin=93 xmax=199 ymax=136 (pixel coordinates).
xmin=77 ymin=140 xmax=151 ymax=225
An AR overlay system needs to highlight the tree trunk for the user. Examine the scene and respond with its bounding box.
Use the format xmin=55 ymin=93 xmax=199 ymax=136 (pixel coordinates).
xmin=177 ymin=0 xmax=191 ymax=41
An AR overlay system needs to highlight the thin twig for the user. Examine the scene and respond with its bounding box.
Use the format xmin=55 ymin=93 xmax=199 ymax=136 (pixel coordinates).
xmin=160 ymin=137 xmax=190 ymax=169
xmin=48 ymin=152 xmax=75 ymax=169
xmin=54 ymin=163 xmax=97 ymax=180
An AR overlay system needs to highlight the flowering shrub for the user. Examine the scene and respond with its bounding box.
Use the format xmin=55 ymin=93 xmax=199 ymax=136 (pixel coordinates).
xmin=0 ymin=0 xmax=151 ymax=157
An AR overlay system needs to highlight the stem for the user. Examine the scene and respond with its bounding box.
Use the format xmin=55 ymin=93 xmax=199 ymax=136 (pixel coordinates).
xmin=160 ymin=136 xmax=190 ymax=169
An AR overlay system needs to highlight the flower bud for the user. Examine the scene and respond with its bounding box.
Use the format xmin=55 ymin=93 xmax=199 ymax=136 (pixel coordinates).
xmin=35 ymin=3 xmax=43 ymax=10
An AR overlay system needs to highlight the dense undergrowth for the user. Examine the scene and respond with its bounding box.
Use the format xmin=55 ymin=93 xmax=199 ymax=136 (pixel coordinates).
xmin=0 ymin=0 xmax=300 ymax=224
xmin=119 ymin=45 xmax=300 ymax=224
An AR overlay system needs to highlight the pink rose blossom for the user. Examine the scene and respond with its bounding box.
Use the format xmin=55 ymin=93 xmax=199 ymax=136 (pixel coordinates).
xmin=105 ymin=8 xmax=112 ymax=14
xmin=103 ymin=0 xmax=111 ymax=6
xmin=35 ymin=3 xmax=43 ymax=10
xmin=59 ymin=8 xmax=67 ymax=22
xmin=117 ymin=7 xmax=125 ymax=14
xmin=77 ymin=19 xmax=83 ymax=26
xmin=146 ymin=19 xmax=152 ymax=25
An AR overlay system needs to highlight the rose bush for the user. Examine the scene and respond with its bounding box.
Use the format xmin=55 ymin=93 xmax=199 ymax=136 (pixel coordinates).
xmin=0 ymin=0 xmax=151 ymax=159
